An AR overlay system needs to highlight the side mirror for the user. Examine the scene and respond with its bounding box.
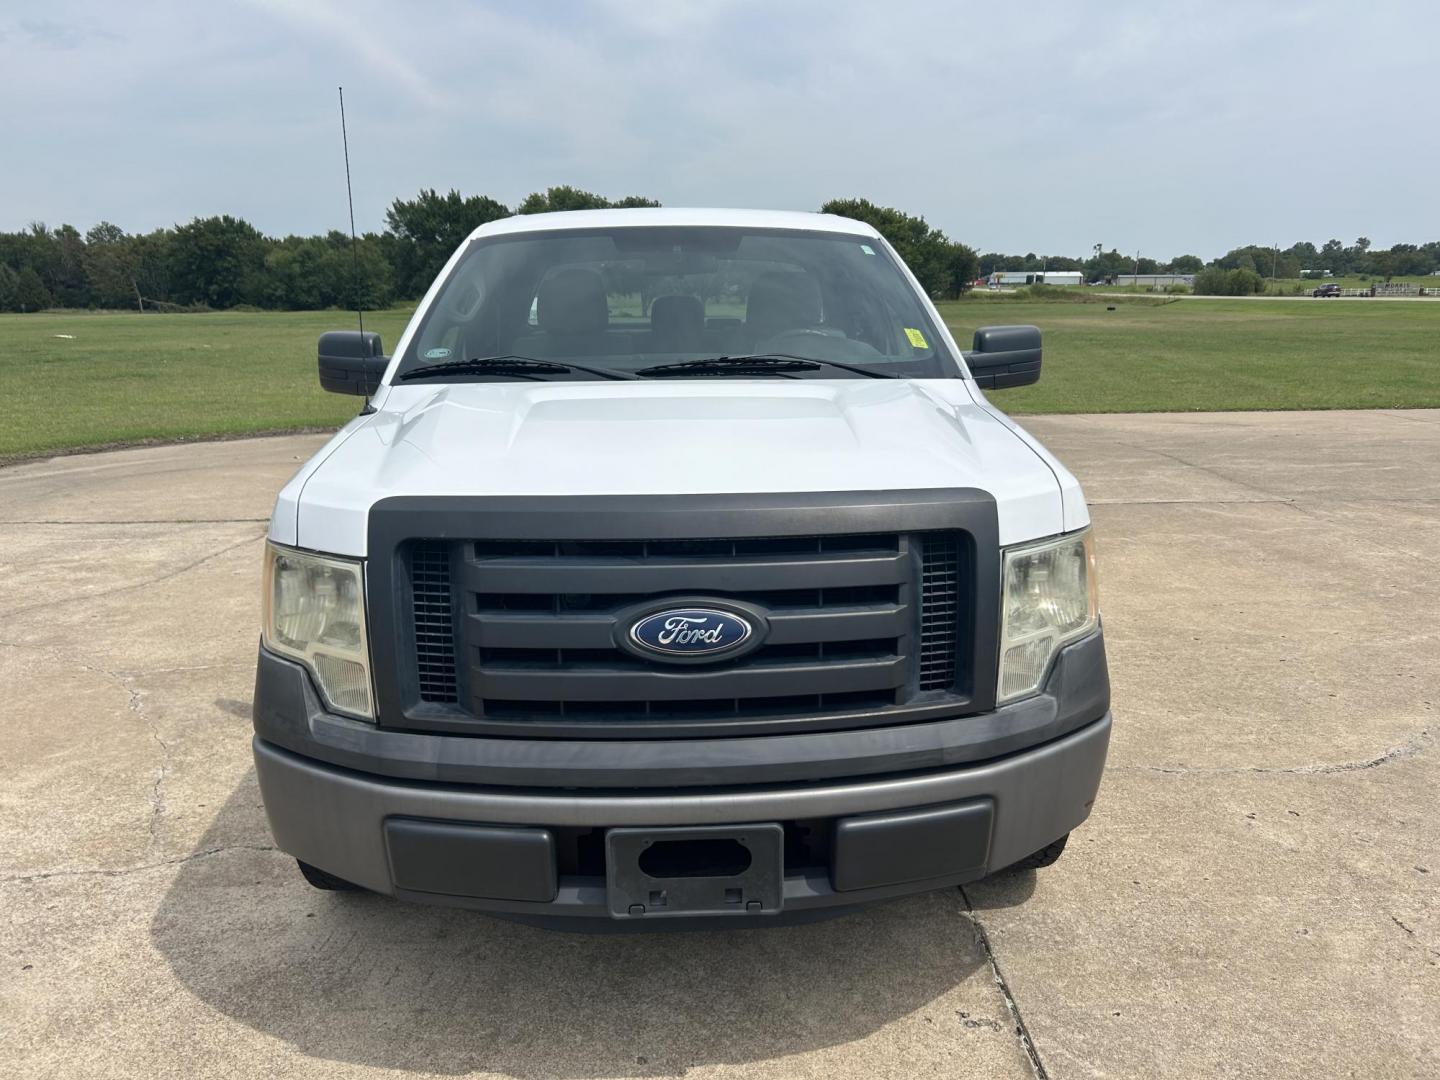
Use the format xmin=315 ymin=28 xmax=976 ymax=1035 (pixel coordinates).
xmin=963 ymin=325 xmax=1041 ymax=388
xmin=318 ymin=331 xmax=388 ymax=396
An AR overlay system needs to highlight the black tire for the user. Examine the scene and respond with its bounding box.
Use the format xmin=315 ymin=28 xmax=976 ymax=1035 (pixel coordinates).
xmin=296 ymin=859 xmax=361 ymax=891
xmin=1007 ymin=833 xmax=1069 ymax=872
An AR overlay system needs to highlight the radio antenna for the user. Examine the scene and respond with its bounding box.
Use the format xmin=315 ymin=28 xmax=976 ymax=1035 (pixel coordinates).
xmin=338 ymin=86 xmax=364 ymax=337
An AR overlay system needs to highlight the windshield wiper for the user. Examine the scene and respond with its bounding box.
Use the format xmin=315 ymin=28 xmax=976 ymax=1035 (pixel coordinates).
xmin=636 ymin=354 xmax=897 ymax=379
xmin=399 ymin=356 xmax=635 ymax=382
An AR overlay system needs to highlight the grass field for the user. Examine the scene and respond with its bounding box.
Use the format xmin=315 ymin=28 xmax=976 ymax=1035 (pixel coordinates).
xmin=0 ymin=308 xmax=413 ymax=461
xmin=945 ymin=295 xmax=1440 ymax=414
xmin=1 ymin=297 xmax=1437 ymax=460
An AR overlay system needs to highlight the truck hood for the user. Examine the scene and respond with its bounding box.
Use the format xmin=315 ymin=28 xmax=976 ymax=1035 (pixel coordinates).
xmin=278 ymin=380 xmax=1073 ymax=556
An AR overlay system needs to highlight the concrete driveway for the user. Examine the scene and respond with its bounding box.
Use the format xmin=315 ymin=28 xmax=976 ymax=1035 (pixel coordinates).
xmin=2 ymin=410 xmax=1436 ymax=1079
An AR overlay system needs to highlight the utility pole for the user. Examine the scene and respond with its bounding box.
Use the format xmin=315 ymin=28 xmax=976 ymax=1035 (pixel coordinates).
xmin=1272 ymin=243 xmax=1279 ymax=280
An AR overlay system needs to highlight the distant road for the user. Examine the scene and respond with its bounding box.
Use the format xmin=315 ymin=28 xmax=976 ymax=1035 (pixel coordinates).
xmin=1088 ymin=291 xmax=1440 ymax=302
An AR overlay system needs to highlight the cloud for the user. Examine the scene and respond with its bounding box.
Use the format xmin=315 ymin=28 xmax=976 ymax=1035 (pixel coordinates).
xmin=241 ymin=0 xmax=449 ymax=110
xmin=18 ymin=16 xmax=119 ymax=49
xmin=1 ymin=0 xmax=1437 ymax=254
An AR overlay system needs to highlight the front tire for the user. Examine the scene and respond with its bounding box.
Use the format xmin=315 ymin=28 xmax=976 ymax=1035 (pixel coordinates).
xmin=1007 ymin=833 xmax=1069 ymax=872
xmin=297 ymin=859 xmax=361 ymax=891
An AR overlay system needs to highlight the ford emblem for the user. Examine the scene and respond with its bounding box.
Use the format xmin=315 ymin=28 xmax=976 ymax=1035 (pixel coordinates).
xmin=628 ymin=607 xmax=755 ymax=659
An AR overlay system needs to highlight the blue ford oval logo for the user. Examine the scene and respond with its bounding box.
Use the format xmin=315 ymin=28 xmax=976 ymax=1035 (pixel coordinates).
xmin=629 ymin=607 xmax=754 ymax=658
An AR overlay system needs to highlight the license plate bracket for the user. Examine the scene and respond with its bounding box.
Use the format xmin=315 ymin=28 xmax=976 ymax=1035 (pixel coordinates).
xmin=605 ymin=823 xmax=784 ymax=919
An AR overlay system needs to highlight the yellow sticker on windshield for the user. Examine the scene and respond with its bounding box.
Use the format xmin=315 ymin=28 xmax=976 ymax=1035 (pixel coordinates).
xmin=904 ymin=327 xmax=929 ymax=349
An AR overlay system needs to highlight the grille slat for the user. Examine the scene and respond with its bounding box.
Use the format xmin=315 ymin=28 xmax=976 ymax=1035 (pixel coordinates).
xmin=481 ymin=689 xmax=898 ymax=722
xmin=461 ymin=550 xmax=911 ymax=596
xmin=472 ymin=536 xmax=900 ymax=559
xmin=473 ymin=655 xmax=907 ymax=703
xmin=470 ymin=603 xmax=906 ymax=650
xmin=479 ymin=638 xmax=900 ymax=672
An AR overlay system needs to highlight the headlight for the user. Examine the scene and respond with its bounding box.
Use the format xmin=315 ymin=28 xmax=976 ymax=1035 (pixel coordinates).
xmin=998 ymin=529 xmax=1098 ymax=703
xmin=262 ymin=543 xmax=374 ymax=719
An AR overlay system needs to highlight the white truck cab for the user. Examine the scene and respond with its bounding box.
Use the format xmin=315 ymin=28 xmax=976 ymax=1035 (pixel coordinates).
xmin=253 ymin=208 xmax=1110 ymax=925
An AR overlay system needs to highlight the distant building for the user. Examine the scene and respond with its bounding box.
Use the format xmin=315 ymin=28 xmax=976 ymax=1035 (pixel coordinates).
xmin=1109 ymin=273 xmax=1195 ymax=288
xmin=1299 ymin=269 xmax=1334 ymax=278
xmin=987 ymin=270 xmax=1083 ymax=287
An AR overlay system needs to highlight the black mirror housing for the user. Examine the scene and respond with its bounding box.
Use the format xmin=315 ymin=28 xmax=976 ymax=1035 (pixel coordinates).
xmin=318 ymin=331 xmax=388 ymax=396
xmin=964 ymin=325 xmax=1041 ymax=388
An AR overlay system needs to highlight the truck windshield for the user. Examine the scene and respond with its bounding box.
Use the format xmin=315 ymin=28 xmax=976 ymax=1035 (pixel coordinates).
xmin=396 ymin=226 xmax=956 ymax=381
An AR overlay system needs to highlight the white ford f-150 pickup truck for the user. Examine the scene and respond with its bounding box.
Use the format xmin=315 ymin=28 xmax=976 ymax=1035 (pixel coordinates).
xmin=253 ymin=207 xmax=1110 ymax=926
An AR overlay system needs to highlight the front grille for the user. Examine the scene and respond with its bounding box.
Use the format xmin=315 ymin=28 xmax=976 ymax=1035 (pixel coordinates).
xmin=399 ymin=530 xmax=970 ymax=731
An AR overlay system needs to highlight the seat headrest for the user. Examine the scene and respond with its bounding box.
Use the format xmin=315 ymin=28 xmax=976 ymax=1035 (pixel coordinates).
xmin=537 ymin=268 xmax=609 ymax=335
xmin=745 ymin=271 xmax=821 ymax=337
xmin=649 ymin=294 xmax=704 ymax=343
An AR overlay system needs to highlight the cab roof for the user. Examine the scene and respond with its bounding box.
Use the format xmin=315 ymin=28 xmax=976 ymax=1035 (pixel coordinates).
xmin=466 ymin=207 xmax=881 ymax=241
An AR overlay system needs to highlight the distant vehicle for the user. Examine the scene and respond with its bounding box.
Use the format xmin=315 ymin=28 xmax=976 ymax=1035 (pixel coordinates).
xmin=1312 ymin=283 xmax=1342 ymax=298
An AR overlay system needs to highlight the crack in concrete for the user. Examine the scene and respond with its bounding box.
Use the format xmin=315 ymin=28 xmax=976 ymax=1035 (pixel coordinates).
xmin=1075 ymin=423 xmax=1287 ymax=503
xmin=1379 ymin=411 xmax=1440 ymax=427
xmin=143 ymin=693 xmax=171 ymax=853
xmin=1391 ymin=915 xmax=1416 ymax=936
xmin=1112 ymin=728 xmax=1430 ymax=776
xmin=1090 ymin=497 xmax=1297 ymax=507
xmin=0 ymin=637 xmax=175 ymax=852
xmin=0 ymin=640 xmax=248 ymax=680
xmin=959 ymin=887 xmax=1050 ymax=1080
xmin=0 ymin=843 xmax=279 ymax=886
xmin=121 ymin=661 xmax=254 ymax=676
xmin=0 ymin=528 xmax=265 ymax=619
xmin=1090 ymin=497 xmax=1440 ymax=507
xmin=0 ymin=517 xmax=270 ymax=525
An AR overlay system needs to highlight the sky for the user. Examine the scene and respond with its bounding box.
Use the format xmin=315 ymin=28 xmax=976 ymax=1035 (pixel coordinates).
xmin=2 ymin=1 xmax=1437 ymax=259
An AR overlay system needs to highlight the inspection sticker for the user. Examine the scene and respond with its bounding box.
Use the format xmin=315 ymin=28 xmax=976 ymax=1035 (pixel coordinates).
xmin=860 ymin=244 xmax=876 ymax=255
xmin=423 ymin=347 xmax=452 ymax=360
xmin=904 ymin=327 xmax=929 ymax=349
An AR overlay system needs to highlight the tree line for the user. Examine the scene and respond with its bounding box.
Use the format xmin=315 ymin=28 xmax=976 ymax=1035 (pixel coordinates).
xmin=2 ymin=185 xmax=1436 ymax=312
xmin=0 ymin=186 xmax=660 ymax=314
xmin=0 ymin=188 xmax=977 ymax=313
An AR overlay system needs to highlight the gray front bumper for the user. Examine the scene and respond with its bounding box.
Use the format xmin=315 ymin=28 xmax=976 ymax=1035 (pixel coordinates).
xmin=254 ymin=711 xmax=1110 ymax=919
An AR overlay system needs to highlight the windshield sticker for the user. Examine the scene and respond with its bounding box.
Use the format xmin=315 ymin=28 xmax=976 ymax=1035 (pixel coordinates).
xmin=423 ymin=347 xmax=453 ymax=360
xmin=860 ymin=244 xmax=876 ymax=255
xmin=904 ymin=327 xmax=929 ymax=349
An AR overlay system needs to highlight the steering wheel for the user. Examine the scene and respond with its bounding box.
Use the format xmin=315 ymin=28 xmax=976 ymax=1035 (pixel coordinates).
xmin=755 ymin=325 xmax=847 ymax=351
